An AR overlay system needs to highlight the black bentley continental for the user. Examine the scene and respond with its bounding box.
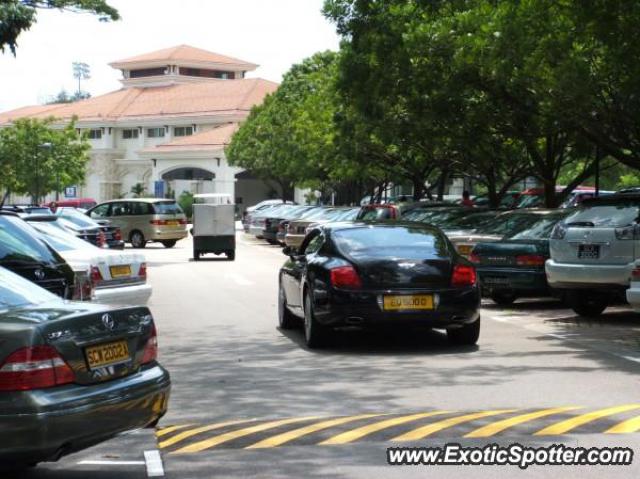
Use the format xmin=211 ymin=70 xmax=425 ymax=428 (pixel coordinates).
xmin=278 ymin=222 xmax=481 ymax=348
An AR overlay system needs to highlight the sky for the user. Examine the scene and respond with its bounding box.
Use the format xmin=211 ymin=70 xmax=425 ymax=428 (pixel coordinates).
xmin=0 ymin=0 xmax=341 ymax=112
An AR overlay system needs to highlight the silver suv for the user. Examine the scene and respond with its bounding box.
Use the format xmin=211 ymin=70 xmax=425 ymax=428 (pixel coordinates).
xmin=546 ymin=194 xmax=639 ymax=316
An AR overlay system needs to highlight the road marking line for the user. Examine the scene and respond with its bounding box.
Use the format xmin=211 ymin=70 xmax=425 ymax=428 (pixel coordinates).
xmin=465 ymin=407 xmax=583 ymax=438
xmin=77 ymin=460 xmax=145 ymax=466
xmin=246 ymin=414 xmax=385 ymax=449
xmin=158 ymin=419 xmax=253 ymax=448
xmin=144 ymin=450 xmax=165 ymax=477
xmin=156 ymin=424 xmax=195 ymax=438
xmin=392 ymin=410 xmax=517 ymax=441
xmin=321 ymin=411 xmax=451 ymax=445
xmin=172 ymin=416 xmax=320 ymax=454
xmin=606 ymin=414 xmax=640 ymax=434
xmin=535 ymin=404 xmax=640 ymax=436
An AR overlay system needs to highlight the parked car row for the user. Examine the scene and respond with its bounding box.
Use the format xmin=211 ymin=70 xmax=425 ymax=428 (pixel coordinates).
xmin=0 ymin=205 xmax=170 ymax=467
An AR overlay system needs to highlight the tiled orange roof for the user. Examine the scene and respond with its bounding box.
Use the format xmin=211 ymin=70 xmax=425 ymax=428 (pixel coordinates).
xmin=110 ymin=45 xmax=257 ymax=68
xmin=140 ymin=123 xmax=239 ymax=153
xmin=0 ymin=79 xmax=278 ymax=125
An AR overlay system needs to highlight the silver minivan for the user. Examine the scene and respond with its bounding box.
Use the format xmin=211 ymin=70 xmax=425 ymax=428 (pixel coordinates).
xmin=546 ymin=194 xmax=639 ymax=316
xmin=87 ymin=199 xmax=188 ymax=248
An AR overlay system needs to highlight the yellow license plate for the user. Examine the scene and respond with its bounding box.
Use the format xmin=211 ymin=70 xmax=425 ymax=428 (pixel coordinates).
xmin=166 ymin=220 xmax=179 ymax=226
xmin=383 ymin=295 xmax=434 ymax=311
xmin=457 ymin=244 xmax=473 ymax=255
xmin=109 ymin=265 xmax=131 ymax=278
xmin=85 ymin=340 xmax=130 ymax=369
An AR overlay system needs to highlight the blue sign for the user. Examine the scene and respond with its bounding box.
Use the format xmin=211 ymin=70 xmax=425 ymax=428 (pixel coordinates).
xmin=64 ymin=186 xmax=77 ymax=198
xmin=154 ymin=181 xmax=165 ymax=198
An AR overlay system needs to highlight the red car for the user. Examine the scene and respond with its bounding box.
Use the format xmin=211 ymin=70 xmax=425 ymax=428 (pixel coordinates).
xmin=356 ymin=204 xmax=402 ymax=220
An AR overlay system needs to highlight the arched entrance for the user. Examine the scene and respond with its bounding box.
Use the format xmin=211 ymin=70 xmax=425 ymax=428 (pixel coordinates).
xmin=161 ymin=167 xmax=216 ymax=197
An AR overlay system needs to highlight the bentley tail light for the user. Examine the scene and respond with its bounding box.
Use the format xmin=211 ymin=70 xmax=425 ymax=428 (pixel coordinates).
xmin=90 ymin=265 xmax=103 ymax=287
xmin=0 ymin=346 xmax=75 ymax=391
xmin=72 ymin=271 xmax=94 ymax=301
xmin=451 ymin=264 xmax=477 ymax=287
xmin=138 ymin=262 xmax=147 ymax=280
xmin=330 ymin=265 xmax=362 ymax=289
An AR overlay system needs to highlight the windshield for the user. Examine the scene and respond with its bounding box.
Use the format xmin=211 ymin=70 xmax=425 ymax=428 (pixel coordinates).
xmin=30 ymin=222 xmax=98 ymax=252
xmin=0 ymin=216 xmax=60 ymax=264
xmin=508 ymin=214 xmax=569 ymax=240
xmin=152 ymin=201 xmax=184 ymax=215
xmin=516 ymin=195 xmax=543 ymax=209
xmin=564 ymin=201 xmax=640 ymax=227
xmin=333 ymin=226 xmax=449 ymax=258
xmin=57 ymin=208 xmax=98 ymax=228
xmin=0 ymin=266 xmax=59 ymax=311
xmin=481 ymin=213 xmax=551 ymax=236
xmin=442 ymin=212 xmax=499 ymax=230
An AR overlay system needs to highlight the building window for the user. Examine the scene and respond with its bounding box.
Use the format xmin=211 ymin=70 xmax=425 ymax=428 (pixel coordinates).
xmin=179 ymin=67 xmax=236 ymax=79
xmin=122 ymin=129 xmax=139 ymax=140
xmin=88 ymin=129 xmax=102 ymax=140
xmin=129 ymin=67 xmax=168 ymax=78
xmin=174 ymin=126 xmax=194 ymax=137
xmin=147 ymin=127 xmax=165 ymax=138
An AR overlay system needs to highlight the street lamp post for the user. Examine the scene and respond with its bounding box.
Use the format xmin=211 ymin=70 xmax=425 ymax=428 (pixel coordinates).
xmin=38 ymin=142 xmax=53 ymax=205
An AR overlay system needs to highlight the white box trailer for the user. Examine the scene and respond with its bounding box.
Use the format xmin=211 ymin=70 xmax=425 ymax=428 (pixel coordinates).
xmin=192 ymin=194 xmax=236 ymax=260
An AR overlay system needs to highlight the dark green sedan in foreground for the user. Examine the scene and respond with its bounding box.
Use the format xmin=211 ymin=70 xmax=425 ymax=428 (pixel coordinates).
xmin=0 ymin=267 xmax=170 ymax=468
xmin=470 ymin=210 xmax=570 ymax=305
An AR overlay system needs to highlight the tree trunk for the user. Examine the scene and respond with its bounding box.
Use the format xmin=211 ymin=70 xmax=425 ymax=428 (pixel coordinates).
xmin=543 ymin=180 xmax=557 ymax=208
xmin=437 ymin=170 xmax=449 ymax=201
xmin=487 ymin=185 xmax=500 ymax=209
xmin=412 ymin=177 xmax=425 ymax=201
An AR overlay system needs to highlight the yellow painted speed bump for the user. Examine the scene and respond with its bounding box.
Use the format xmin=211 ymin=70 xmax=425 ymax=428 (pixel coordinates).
xmin=321 ymin=411 xmax=451 ymax=445
xmin=465 ymin=407 xmax=583 ymax=438
xmin=606 ymin=414 xmax=640 ymax=434
xmin=159 ymin=419 xmax=254 ymax=449
xmin=535 ymin=404 xmax=640 ymax=436
xmin=393 ymin=410 xmax=516 ymax=441
xmin=157 ymin=424 xmax=195 ymax=438
xmin=173 ymin=416 xmax=321 ymax=454
xmin=246 ymin=414 xmax=385 ymax=449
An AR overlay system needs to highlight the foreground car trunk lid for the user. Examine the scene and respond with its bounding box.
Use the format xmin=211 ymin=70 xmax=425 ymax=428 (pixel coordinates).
xmin=473 ymin=240 xmax=547 ymax=266
xmin=34 ymin=305 xmax=154 ymax=385
xmin=348 ymin=249 xmax=452 ymax=289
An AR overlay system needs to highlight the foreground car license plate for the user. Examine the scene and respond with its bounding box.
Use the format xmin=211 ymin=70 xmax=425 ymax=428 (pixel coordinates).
xmin=383 ymin=295 xmax=434 ymax=311
xmin=109 ymin=264 xmax=131 ymax=278
xmin=578 ymin=244 xmax=600 ymax=259
xmin=85 ymin=340 xmax=130 ymax=369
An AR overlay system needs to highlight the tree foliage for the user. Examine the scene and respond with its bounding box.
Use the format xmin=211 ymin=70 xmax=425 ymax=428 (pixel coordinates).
xmin=0 ymin=117 xmax=91 ymax=203
xmin=0 ymin=0 xmax=119 ymax=54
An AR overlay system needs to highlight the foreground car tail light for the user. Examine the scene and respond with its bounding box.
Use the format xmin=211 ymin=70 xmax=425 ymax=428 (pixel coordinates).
xmin=451 ymin=264 xmax=477 ymax=287
xmin=91 ymin=265 xmax=103 ymax=287
xmin=0 ymin=346 xmax=75 ymax=391
xmin=142 ymin=323 xmax=158 ymax=364
xmin=179 ymin=219 xmax=187 ymax=225
xmin=330 ymin=265 xmax=362 ymax=289
xmin=150 ymin=219 xmax=167 ymax=226
xmin=516 ymin=254 xmax=546 ymax=267
xmin=138 ymin=262 xmax=147 ymax=280
xmin=631 ymin=266 xmax=640 ymax=281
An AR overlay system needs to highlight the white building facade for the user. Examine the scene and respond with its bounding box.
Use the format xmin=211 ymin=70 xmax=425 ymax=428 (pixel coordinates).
xmin=0 ymin=45 xmax=279 ymax=211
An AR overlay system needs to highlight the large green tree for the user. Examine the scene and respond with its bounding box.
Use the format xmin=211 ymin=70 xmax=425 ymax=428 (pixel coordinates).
xmin=227 ymin=51 xmax=372 ymax=201
xmin=0 ymin=117 xmax=91 ymax=203
xmin=0 ymin=0 xmax=119 ymax=54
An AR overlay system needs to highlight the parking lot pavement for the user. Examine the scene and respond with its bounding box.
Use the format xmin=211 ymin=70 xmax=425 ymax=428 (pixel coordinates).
xmin=23 ymin=231 xmax=640 ymax=478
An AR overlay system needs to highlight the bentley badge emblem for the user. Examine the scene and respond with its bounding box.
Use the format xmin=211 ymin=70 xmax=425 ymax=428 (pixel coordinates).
xmin=101 ymin=313 xmax=115 ymax=330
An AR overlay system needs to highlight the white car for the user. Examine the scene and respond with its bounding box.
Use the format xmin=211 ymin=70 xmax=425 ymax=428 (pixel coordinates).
xmin=626 ymin=261 xmax=640 ymax=312
xmin=29 ymin=220 xmax=152 ymax=305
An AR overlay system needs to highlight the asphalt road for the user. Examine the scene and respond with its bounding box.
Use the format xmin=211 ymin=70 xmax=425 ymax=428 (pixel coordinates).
xmin=18 ymin=227 xmax=640 ymax=478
